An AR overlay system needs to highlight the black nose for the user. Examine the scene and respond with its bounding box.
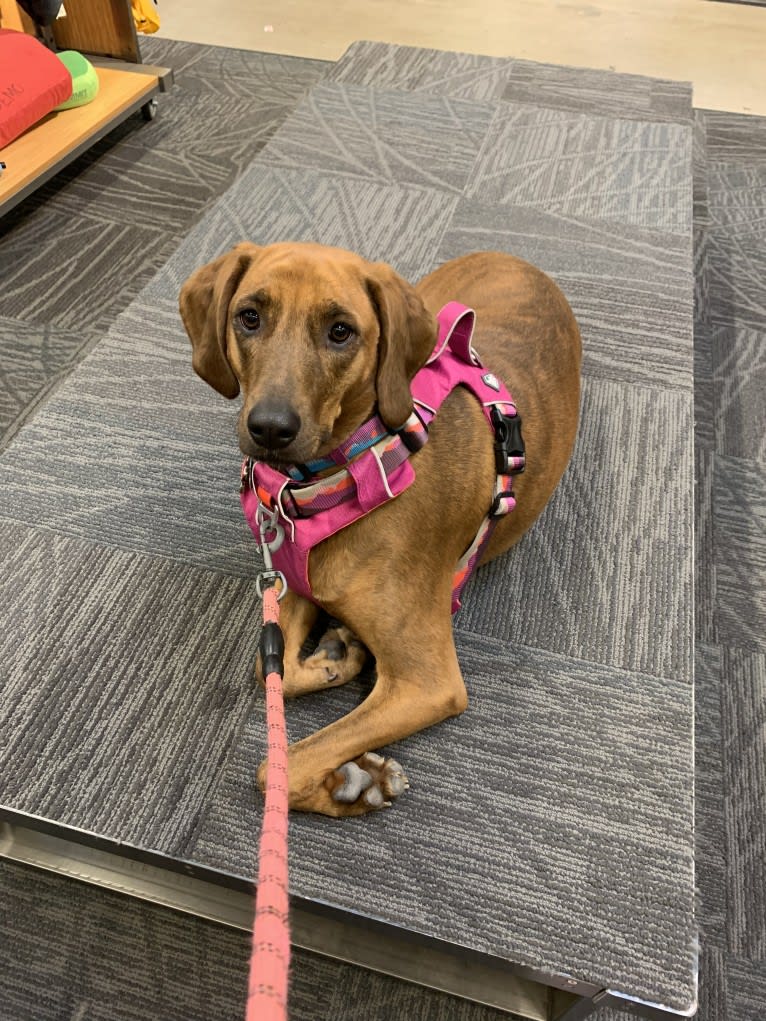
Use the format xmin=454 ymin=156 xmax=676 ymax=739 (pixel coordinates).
xmin=247 ymin=401 xmax=301 ymax=450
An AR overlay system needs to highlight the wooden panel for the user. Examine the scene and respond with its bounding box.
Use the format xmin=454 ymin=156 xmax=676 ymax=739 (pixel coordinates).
xmin=52 ymin=0 xmax=139 ymax=62
xmin=0 ymin=0 xmax=35 ymax=34
xmin=0 ymin=67 xmax=156 ymax=208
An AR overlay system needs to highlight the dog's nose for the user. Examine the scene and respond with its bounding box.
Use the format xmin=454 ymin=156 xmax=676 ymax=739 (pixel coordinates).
xmin=247 ymin=401 xmax=301 ymax=449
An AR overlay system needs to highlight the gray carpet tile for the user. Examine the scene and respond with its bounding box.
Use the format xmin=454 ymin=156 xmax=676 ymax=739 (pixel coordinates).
xmin=708 ymin=226 xmax=766 ymax=334
xmin=0 ymin=206 xmax=179 ymax=334
xmin=693 ymin=106 xmax=766 ymax=1021
xmin=707 ymin=161 xmax=766 ymax=233
xmin=438 ymin=199 xmax=693 ymax=391
xmin=466 ymin=105 xmax=692 ymax=234
xmin=500 ymin=62 xmax=693 ymax=125
xmin=727 ymin=955 xmax=766 ymax=1021
xmin=0 ymin=315 xmax=101 ymax=450
xmin=260 ymin=79 xmax=693 ymax=234
xmin=263 ymin=83 xmax=496 ymax=195
xmin=328 ymin=40 xmax=693 ymax=126
xmin=137 ymin=165 xmax=459 ymax=298
xmin=694 ymin=112 xmax=718 ymax=648
xmin=695 ymin=329 xmax=715 ymax=452
xmin=722 ymin=645 xmax=766 ymax=960
xmin=141 ymin=36 xmax=331 ymax=98
xmin=695 ymin=645 xmax=727 ymax=947
xmin=327 ymin=40 xmax=516 ymax=102
xmin=459 ymin=377 xmax=693 ymax=683
xmin=0 ymin=301 xmax=257 ymax=580
xmin=712 ymin=323 xmax=766 ymax=462
xmin=0 ymin=520 xmax=262 ymax=854
xmin=0 ymin=861 xmax=250 ymax=1021
xmin=699 ymin=945 xmax=727 ymax=1021
xmin=693 ymin=112 xmax=712 ymax=365
xmin=703 ymin=110 xmax=766 ymax=165
xmin=191 ymin=630 xmax=695 ymax=1010
xmin=705 ymin=152 xmax=766 ymax=336
xmin=713 ymin=454 xmax=766 ymax=654
xmin=695 ymin=446 xmax=718 ymax=646
xmin=0 ymin=860 xmax=516 ymax=1021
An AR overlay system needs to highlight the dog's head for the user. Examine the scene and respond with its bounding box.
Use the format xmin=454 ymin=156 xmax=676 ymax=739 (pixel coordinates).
xmin=179 ymin=242 xmax=437 ymax=466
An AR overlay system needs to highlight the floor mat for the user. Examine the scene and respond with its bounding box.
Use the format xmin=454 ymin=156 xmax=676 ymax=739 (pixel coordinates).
xmin=0 ymin=859 xmax=518 ymax=1021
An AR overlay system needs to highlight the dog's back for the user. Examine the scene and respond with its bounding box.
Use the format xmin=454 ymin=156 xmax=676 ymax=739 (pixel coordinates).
xmin=416 ymin=252 xmax=582 ymax=559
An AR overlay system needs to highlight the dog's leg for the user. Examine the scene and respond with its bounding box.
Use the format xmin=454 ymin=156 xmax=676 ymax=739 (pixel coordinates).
xmin=256 ymin=591 xmax=367 ymax=698
xmin=257 ymin=615 xmax=467 ymax=815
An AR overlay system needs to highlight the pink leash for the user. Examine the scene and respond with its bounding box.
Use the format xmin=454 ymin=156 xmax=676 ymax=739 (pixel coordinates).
xmin=246 ymin=512 xmax=291 ymax=1021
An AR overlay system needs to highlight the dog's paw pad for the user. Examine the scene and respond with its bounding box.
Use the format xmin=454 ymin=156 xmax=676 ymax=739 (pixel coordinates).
xmin=331 ymin=761 xmax=373 ymax=803
xmin=315 ymin=637 xmax=347 ymax=662
xmin=329 ymin=753 xmax=409 ymax=810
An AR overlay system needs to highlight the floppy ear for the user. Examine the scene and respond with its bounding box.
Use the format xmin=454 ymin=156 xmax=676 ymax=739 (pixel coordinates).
xmin=366 ymin=263 xmax=437 ymax=429
xmin=178 ymin=243 xmax=258 ymax=398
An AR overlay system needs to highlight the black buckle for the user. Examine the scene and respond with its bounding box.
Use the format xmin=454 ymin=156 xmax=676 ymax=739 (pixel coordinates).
xmin=490 ymin=488 xmax=515 ymax=517
xmin=393 ymin=407 xmax=428 ymax=453
xmin=281 ymin=485 xmax=308 ymax=520
xmin=490 ymin=406 xmax=525 ymax=475
xmin=290 ymin=463 xmax=314 ymax=482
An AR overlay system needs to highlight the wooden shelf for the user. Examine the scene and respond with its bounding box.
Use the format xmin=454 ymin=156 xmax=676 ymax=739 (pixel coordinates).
xmin=0 ymin=0 xmax=170 ymax=215
xmin=0 ymin=65 xmax=166 ymax=214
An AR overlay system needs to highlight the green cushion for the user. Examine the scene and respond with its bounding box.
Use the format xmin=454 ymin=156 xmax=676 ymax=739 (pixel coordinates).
xmin=55 ymin=50 xmax=99 ymax=110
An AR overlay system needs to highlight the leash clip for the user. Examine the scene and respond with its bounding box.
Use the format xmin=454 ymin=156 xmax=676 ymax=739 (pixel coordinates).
xmin=255 ymin=503 xmax=288 ymax=599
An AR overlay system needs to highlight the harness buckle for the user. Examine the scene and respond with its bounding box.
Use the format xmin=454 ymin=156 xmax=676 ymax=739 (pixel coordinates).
xmin=393 ymin=407 xmax=428 ymax=453
xmin=490 ymin=406 xmax=525 ymax=475
xmin=490 ymin=488 xmax=516 ymax=518
xmin=281 ymin=484 xmax=308 ymax=520
xmin=256 ymin=570 xmax=287 ymax=600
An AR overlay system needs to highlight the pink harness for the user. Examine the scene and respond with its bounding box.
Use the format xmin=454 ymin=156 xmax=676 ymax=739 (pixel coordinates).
xmin=240 ymin=302 xmax=525 ymax=613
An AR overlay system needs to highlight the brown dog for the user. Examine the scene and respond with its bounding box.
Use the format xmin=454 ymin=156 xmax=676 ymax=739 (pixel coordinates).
xmin=180 ymin=243 xmax=581 ymax=816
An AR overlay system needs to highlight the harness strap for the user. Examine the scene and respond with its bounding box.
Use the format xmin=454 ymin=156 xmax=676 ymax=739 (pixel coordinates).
xmin=266 ymin=411 xmax=427 ymax=519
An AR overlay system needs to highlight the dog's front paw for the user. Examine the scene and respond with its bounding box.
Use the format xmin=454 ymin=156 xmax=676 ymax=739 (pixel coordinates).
xmin=326 ymin=752 xmax=409 ymax=811
xmin=257 ymin=752 xmax=408 ymax=816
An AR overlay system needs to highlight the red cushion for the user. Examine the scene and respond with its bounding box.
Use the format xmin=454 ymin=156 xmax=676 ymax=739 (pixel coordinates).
xmin=0 ymin=29 xmax=73 ymax=148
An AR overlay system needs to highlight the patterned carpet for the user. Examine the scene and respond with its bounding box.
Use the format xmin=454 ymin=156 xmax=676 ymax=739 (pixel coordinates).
xmin=692 ymin=105 xmax=766 ymax=1020
xmin=0 ymin=35 xmax=761 ymax=1021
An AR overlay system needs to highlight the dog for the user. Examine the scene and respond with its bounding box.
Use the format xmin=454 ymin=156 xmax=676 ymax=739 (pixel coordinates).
xmin=179 ymin=243 xmax=581 ymax=816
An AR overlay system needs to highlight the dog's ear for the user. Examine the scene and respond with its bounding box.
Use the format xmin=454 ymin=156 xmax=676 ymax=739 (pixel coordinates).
xmin=366 ymin=263 xmax=437 ymax=429
xmin=179 ymin=243 xmax=258 ymax=398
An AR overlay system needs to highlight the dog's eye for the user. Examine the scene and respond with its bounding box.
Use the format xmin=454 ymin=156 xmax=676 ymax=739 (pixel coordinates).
xmin=238 ymin=308 xmax=260 ymax=332
xmin=329 ymin=322 xmax=353 ymax=345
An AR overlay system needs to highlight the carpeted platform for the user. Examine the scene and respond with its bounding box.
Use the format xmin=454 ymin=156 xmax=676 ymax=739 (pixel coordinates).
xmin=0 ymin=38 xmax=696 ymax=1015
xmin=1 ymin=34 xmax=761 ymax=1021
xmin=691 ymin=105 xmax=766 ymax=1021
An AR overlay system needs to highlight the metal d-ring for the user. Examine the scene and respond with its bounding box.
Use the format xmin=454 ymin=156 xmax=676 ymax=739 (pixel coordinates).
xmin=255 ymin=570 xmax=287 ymax=600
